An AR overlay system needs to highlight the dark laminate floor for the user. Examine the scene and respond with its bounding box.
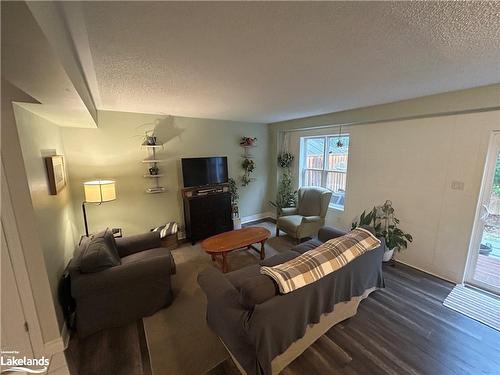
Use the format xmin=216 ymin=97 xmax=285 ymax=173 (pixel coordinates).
xmin=66 ymin=226 xmax=500 ymax=375
xmin=65 ymin=320 xmax=151 ymax=375
xmin=211 ymin=262 xmax=500 ymax=375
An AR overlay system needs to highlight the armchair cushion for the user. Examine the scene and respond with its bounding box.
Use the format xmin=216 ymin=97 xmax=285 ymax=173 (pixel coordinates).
xmin=115 ymin=231 xmax=162 ymax=257
xmin=298 ymin=188 xmax=324 ymax=216
xmin=302 ymin=215 xmax=321 ymax=223
xmin=280 ymin=207 xmax=298 ymax=216
xmin=297 ymin=187 xmax=332 ymax=218
xmin=122 ymin=246 xmax=176 ymax=275
xmin=71 ymin=247 xmax=172 ymax=298
xmin=277 ymin=215 xmax=303 ymax=233
xmin=79 ymin=228 xmax=121 ymax=273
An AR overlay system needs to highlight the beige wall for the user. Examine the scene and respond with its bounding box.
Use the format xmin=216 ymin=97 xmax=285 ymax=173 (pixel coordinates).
xmin=269 ymin=84 xmax=500 ymax=283
xmin=13 ymin=104 xmax=78 ymax=328
xmin=277 ymin=110 xmax=500 ymax=282
xmin=61 ymin=110 xmax=270 ymax=236
xmin=269 ymin=84 xmax=500 ymax=200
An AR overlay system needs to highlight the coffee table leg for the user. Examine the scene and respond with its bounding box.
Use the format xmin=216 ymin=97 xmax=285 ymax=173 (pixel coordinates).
xmin=222 ymin=253 xmax=228 ymax=273
xmin=211 ymin=254 xmax=216 ymax=262
xmin=260 ymin=240 xmax=266 ymax=260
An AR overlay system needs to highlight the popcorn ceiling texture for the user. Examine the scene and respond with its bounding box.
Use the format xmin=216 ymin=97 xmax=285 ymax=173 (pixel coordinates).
xmin=76 ymin=2 xmax=500 ymax=123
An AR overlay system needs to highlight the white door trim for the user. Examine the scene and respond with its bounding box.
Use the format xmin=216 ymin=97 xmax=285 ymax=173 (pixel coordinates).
xmin=1 ymin=161 xmax=46 ymax=356
xmin=464 ymin=131 xmax=500 ymax=295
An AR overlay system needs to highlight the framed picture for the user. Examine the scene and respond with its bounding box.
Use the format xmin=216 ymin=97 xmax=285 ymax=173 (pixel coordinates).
xmin=45 ymin=155 xmax=66 ymax=195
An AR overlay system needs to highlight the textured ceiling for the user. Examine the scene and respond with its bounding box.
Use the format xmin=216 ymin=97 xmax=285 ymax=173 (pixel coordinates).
xmin=76 ymin=2 xmax=500 ymax=122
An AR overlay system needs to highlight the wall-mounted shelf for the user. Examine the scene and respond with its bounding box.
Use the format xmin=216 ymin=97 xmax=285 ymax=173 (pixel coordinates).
xmin=146 ymin=187 xmax=166 ymax=194
xmin=142 ymin=143 xmax=164 ymax=148
xmin=142 ymin=159 xmax=163 ymax=163
xmin=142 ymin=137 xmax=165 ymax=193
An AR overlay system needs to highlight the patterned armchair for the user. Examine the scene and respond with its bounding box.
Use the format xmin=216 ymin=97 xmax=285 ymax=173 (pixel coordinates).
xmin=276 ymin=186 xmax=333 ymax=242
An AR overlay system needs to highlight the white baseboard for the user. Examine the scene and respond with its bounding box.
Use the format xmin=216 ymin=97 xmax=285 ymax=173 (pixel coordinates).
xmin=61 ymin=322 xmax=70 ymax=349
xmin=394 ymin=259 xmax=456 ymax=284
xmin=44 ymin=336 xmax=65 ymax=357
xmin=48 ymin=351 xmax=70 ymax=375
xmin=241 ymin=211 xmax=274 ymax=224
xmin=44 ymin=322 xmax=69 ymax=357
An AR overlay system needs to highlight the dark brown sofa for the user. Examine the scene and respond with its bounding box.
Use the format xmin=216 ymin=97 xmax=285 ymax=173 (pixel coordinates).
xmin=198 ymin=226 xmax=385 ymax=375
xmin=69 ymin=231 xmax=175 ymax=338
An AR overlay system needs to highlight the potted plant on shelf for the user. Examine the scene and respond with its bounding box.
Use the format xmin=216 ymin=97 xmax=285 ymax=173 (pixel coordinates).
xmin=143 ymin=130 xmax=157 ymax=145
xmin=351 ymin=200 xmax=413 ymax=262
xmin=240 ymin=137 xmax=257 ymax=147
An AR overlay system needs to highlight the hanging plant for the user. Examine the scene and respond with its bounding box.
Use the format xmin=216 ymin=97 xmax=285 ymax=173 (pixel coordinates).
xmin=242 ymin=158 xmax=255 ymax=173
xmin=277 ymin=152 xmax=294 ymax=168
xmin=241 ymin=174 xmax=251 ymax=186
xmin=241 ymin=158 xmax=255 ymax=186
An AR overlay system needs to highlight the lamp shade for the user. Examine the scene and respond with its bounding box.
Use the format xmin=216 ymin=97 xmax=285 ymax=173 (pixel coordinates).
xmin=83 ymin=180 xmax=116 ymax=203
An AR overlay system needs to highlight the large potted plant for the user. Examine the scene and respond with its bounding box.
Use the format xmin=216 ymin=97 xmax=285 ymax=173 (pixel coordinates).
xmin=352 ymin=200 xmax=413 ymax=262
xmin=228 ymin=178 xmax=241 ymax=229
xmin=270 ymin=169 xmax=297 ymax=216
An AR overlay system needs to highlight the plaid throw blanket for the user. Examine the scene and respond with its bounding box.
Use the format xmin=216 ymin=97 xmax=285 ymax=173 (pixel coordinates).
xmin=261 ymin=228 xmax=381 ymax=294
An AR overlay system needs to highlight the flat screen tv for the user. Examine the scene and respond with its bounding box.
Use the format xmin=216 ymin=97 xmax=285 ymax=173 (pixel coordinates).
xmin=181 ymin=157 xmax=228 ymax=188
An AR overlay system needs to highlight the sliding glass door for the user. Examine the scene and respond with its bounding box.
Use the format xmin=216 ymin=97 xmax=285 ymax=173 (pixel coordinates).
xmin=466 ymin=133 xmax=500 ymax=295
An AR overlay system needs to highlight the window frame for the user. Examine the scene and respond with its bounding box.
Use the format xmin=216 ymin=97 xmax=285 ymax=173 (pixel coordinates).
xmin=299 ymin=133 xmax=350 ymax=211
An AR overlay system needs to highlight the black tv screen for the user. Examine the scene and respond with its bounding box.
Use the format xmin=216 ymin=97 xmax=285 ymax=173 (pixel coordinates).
xmin=181 ymin=157 xmax=228 ymax=188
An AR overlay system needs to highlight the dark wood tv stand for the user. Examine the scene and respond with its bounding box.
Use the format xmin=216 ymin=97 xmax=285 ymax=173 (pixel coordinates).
xmin=182 ymin=184 xmax=233 ymax=244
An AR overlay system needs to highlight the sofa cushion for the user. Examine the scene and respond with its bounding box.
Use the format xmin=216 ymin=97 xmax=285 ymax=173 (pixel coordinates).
xmin=238 ymin=275 xmax=279 ymax=310
xmin=79 ymin=228 xmax=121 ymax=273
xmin=226 ymin=251 xmax=300 ymax=309
xmin=291 ymin=239 xmax=323 ymax=254
xmin=260 ymin=250 xmax=300 ymax=267
xmin=226 ymin=264 xmax=261 ymax=289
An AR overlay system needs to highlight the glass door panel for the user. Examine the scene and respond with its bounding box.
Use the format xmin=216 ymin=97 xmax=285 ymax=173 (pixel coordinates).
xmin=466 ymin=134 xmax=500 ymax=295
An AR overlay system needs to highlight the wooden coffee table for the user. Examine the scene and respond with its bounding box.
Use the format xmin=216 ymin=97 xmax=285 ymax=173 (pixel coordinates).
xmin=201 ymin=227 xmax=271 ymax=273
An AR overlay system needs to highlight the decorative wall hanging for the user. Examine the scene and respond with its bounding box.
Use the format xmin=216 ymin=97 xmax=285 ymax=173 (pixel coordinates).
xmin=45 ymin=155 xmax=67 ymax=195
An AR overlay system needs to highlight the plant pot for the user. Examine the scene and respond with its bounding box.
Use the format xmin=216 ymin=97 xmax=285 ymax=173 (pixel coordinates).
xmin=479 ymin=243 xmax=492 ymax=256
xmin=383 ymin=248 xmax=395 ymax=262
xmin=233 ymin=218 xmax=242 ymax=230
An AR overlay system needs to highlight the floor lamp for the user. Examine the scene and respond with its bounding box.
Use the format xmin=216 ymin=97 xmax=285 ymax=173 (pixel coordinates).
xmin=82 ymin=180 xmax=117 ymax=236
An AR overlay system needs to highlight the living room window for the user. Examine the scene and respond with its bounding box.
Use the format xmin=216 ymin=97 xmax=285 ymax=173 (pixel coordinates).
xmin=299 ymin=134 xmax=350 ymax=210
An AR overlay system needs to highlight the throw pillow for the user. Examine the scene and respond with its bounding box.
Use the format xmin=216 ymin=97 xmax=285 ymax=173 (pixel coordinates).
xmin=79 ymin=228 xmax=121 ymax=273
